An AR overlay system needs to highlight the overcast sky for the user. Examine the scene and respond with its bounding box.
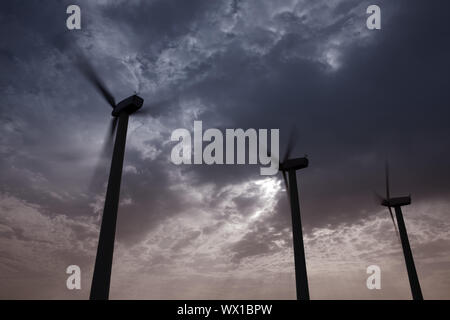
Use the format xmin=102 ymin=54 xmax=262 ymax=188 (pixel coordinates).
xmin=0 ymin=0 xmax=449 ymax=299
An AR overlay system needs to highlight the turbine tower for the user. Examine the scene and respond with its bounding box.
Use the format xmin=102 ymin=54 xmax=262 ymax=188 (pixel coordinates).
xmin=377 ymin=163 xmax=423 ymax=300
xmin=77 ymin=56 xmax=144 ymax=300
xmin=278 ymin=132 xmax=310 ymax=300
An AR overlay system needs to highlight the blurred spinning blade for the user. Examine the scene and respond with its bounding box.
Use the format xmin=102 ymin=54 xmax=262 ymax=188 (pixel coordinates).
xmin=75 ymin=52 xmax=121 ymax=193
xmin=384 ymin=162 xmax=400 ymax=239
xmin=88 ymin=118 xmax=118 ymax=193
xmin=283 ymin=128 xmax=296 ymax=164
xmin=387 ymin=205 xmax=400 ymax=239
xmin=76 ymin=53 xmax=116 ymax=109
xmin=281 ymin=127 xmax=298 ymax=208
xmin=374 ymin=162 xmax=400 ymax=240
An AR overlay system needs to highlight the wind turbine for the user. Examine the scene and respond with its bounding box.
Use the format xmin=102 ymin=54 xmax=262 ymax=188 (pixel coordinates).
xmin=376 ymin=163 xmax=423 ymax=300
xmin=278 ymin=132 xmax=310 ymax=300
xmin=77 ymin=56 xmax=144 ymax=300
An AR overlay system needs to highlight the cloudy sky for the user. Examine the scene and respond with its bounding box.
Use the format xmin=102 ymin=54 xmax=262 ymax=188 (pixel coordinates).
xmin=0 ymin=0 xmax=449 ymax=299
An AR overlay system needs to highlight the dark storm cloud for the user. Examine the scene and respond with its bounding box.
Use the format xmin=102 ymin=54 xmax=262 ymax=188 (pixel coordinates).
xmin=102 ymin=0 xmax=216 ymax=40
xmin=0 ymin=0 xmax=448 ymax=238
xmin=1 ymin=0 xmax=450 ymax=299
xmin=157 ymin=0 xmax=450 ymax=229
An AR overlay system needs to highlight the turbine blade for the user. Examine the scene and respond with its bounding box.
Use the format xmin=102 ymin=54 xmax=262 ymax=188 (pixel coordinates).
xmin=388 ymin=206 xmax=401 ymax=240
xmin=282 ymin=171 xmax=292 ymax=213
xmin=133 ymin=98 xmax=178 ymax=119
xmin=88 ymin=118 xmax=117 ymax=193
xmin=76 ymin=54 xmax=116 ymax=108
xmin=283 ymin=128 xmax=296 ymax=163
xmin=134 ymin=108 xmax=151 ymax=117
xmin=373 ymin=191 xmax=384 ymax=205
xmin=282 ymin=170 xmax=289 ymax=193
xmin=385 ymin=161 xmax=390 ymax=200
xmin=109 ymin=117 xmax=118 ymax=140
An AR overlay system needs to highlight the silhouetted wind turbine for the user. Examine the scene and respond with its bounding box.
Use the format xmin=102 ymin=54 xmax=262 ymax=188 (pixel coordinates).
xmin=77 ymin=56 xmax=145 ymax=300
xmin=376 ymin=162 xmax=423 ymax=300
xmin=278 ymin=131 xmax=310 ymax=300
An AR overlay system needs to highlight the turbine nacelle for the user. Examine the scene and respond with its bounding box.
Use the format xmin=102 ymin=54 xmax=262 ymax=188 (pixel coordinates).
xmin=112 ymin=95 xmax=144 ymax=117
xmin=382 ymin=196 xmax=411 ymax=207
xmin=280 ymin=157 xmax=309 ymax=171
